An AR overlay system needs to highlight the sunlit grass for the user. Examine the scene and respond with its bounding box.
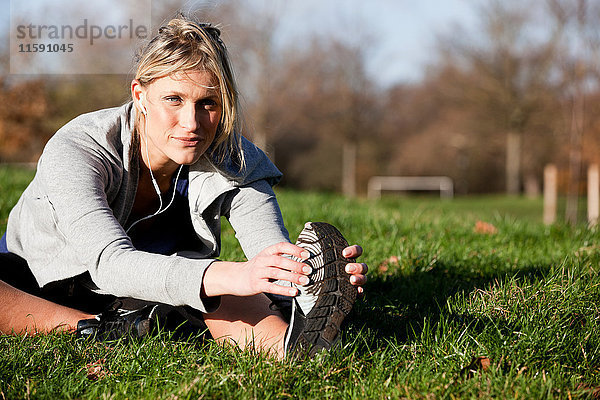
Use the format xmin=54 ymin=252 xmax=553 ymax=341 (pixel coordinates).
xmin=1 ymin=165 xmax=599 ymax=399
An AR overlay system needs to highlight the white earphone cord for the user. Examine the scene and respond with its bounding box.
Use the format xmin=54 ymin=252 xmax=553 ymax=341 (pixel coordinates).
xmin=126 ymin=108 xmax=183 ymax=234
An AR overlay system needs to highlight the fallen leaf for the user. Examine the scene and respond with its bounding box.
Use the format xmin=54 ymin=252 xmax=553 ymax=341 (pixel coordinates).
xmin=461 ymin=356 xmax=491 ymax=378
xmin=86 ymin=358 xmax=108 ymax=381
xmin=378 ymin=255 xmax=400 ymax=273
xmin=474 ymin=221 xmax=498 ymax=235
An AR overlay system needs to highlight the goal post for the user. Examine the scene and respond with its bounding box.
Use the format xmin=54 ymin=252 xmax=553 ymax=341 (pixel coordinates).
xmin=368 ymin=176 xmax=454 ymax=199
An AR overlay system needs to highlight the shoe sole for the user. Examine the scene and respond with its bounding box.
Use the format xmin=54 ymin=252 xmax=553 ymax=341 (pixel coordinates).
xmin=292 ymin=222 xmax=357 ymax=357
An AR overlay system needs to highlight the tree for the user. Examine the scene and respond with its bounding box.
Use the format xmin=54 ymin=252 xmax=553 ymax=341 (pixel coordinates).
xmin=192 ymin=0 xmax=282 ymax=156
xmin=547 ymin=0 xmax=600 ymax=223
xmin=0 ymin=78 xmax=49 ymax=162
xmin=434 ymin=0 xmax=561 ymax=194
xmin=261 ymin=38 xmax=375 ymax=194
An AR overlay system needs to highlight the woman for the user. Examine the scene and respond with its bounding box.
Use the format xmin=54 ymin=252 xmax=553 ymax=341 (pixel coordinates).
xmin=0 ymin=17 xmax=367 ymax=359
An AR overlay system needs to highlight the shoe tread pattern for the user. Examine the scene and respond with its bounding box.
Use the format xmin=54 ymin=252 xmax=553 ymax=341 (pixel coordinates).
xmin=296 ymin=222 xmax=357 ymax=357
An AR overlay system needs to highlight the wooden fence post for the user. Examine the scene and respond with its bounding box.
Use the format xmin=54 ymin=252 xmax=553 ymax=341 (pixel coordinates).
xmin=588 ymin=164 xmax=599 ymax=227
xmin=544 ymin=164 xmax=557 ymax=225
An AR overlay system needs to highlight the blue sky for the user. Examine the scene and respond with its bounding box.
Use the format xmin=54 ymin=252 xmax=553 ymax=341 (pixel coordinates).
xmin=2 ymin=0 xmax=479 ymax=85
xmin=267 ymin=0 xmax=479 ymax=85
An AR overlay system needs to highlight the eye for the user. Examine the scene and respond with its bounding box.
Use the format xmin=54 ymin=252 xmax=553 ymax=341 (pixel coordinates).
xmin=198 ymin=98 xmax=219 ymax=110
xmin=163 ymin=95 xmax=182 ymax=104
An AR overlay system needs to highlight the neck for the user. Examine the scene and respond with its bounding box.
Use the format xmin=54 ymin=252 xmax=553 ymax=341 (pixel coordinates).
xmin=138 ymin=135 xmax=180 ymax=192
xmin=139 ymin=153 xmax=180 ymax=194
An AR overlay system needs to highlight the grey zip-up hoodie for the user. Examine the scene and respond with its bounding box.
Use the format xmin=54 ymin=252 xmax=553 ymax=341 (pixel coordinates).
xmin=6 ymin=103 xmax=290 ymax=313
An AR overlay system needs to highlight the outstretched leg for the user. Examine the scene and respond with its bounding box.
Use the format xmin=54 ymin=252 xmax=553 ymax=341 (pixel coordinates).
xmin=0 ymin=280 xmax=93 ymax=335
xmin=203 ymin=294 xmax=288 ymax=359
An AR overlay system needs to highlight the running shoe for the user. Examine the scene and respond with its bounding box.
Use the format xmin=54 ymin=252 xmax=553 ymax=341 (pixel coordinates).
xmin=76 ymin=301 xmax=161 ymax=341
xmin=283 ymin=222 xmax=357 ymax=358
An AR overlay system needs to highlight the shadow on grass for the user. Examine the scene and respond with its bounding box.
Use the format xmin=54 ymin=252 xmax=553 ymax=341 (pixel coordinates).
xmin=348 ymin=261 xmax=551 ymax=345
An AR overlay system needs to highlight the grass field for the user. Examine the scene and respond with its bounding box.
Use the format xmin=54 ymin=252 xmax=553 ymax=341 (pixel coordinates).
xmin=1 ymin=165 xmax=599 ymax=399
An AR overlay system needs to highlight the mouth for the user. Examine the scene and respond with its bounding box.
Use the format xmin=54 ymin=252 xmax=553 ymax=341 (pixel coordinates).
xmin=172 ymin=136 xmax=202 ymax=147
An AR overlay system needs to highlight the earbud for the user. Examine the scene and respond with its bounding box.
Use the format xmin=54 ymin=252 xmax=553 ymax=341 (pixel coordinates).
xmin=140 ymin=95 xmax=147 ymax=115
xmin=139 ymin=94 xmax=158 ymax=194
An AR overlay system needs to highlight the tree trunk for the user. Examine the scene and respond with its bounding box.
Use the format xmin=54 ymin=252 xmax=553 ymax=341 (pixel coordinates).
xmin=252 ymin=84 xmax=271 ymax=158
xmin=253 ymin=129 xmax=268 ymax=155
xmin=565 ymin=2 xmax=588 ymax=224
xmin=544 ymin=164 xmax=558 ymax=225
xmin=342 ymin=141 xmax=357 ymax=197
xmin=588 ymin=164 xmax=599 ymax=226
xmin=506 ymin=131 xmax=521 ymax=195
xmin=565 ymin=93 xmax=584 ymax=224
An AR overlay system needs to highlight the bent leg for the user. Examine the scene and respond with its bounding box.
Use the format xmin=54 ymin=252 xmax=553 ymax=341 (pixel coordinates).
xmin=203 ymin=294 xmax=288 ymax=359
xmin=0 ymin=280 xmax=93 ymax=335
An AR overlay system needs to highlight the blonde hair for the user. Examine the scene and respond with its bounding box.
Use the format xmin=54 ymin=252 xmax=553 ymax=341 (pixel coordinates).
xmin=132 ymin=16 xmax=243 ymax=167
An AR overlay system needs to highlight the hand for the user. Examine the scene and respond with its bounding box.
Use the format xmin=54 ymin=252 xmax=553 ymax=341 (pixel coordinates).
xmin=342 ymin=245 xmax=368 ymax=296
xmin=202 ymin=242 xmax=311 ymax=298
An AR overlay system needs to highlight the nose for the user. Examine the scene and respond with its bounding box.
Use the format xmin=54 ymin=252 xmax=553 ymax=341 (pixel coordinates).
xmin=178 ymin=103 xmax=199 ymax=132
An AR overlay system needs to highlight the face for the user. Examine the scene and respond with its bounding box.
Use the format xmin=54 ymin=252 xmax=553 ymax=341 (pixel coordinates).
xmin=134 ymin=70 xmax=222 ymax=171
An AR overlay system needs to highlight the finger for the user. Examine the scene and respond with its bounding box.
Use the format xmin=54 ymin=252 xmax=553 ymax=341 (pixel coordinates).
xmin=345 ymin=263 xmax=368 ymax=275
xmin=266 ymin=267 xmax=310 ymax=286
xmin=263 ymin=282 xmax=299 ymax=297
xmin=349 ymin=274 xmax=367 ymax=286
xmin=342 ymin=245 xmax=363 ymax=258
xmin=265 ymin=242 xmax=311 ymax=261
xmin=263 ymin=255 xmax=312 ymax=275
xmin=357 ymin=286 xmax=365 ymax=298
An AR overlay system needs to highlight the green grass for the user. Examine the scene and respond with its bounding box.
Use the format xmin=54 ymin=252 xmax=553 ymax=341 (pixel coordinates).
xmin=1 ymin=165 xmax=600 ymax=399
xmin=0 ymin=165 xmax=36 ymax=231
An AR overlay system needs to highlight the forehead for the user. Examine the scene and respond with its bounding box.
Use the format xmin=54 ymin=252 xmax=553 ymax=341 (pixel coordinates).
xmin=150 ymin=70 xmax=219 ymax=94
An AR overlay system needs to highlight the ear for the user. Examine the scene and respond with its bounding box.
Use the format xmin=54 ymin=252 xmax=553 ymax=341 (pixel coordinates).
xmin=131 ymin=80 xmax=147 ymax=115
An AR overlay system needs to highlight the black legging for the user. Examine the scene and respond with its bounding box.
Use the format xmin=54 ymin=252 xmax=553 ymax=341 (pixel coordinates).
xmin=0 ymin=252 xmax=115 ymax=314
xmin=0 ymin=252 xmax=210 ymax=334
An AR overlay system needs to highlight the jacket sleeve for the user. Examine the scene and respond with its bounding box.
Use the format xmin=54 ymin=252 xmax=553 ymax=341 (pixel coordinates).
xmin=222 ymin=179 xmax=291 ymax=260
xmin=36 ymin=134 xmax=218 ymax=313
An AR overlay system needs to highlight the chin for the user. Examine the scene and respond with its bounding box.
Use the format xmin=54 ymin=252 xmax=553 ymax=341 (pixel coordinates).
xmin=169 ymin=144 xmax=210 ymax=166
xmin=175 ymin=152 xmax=205 ymax=166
